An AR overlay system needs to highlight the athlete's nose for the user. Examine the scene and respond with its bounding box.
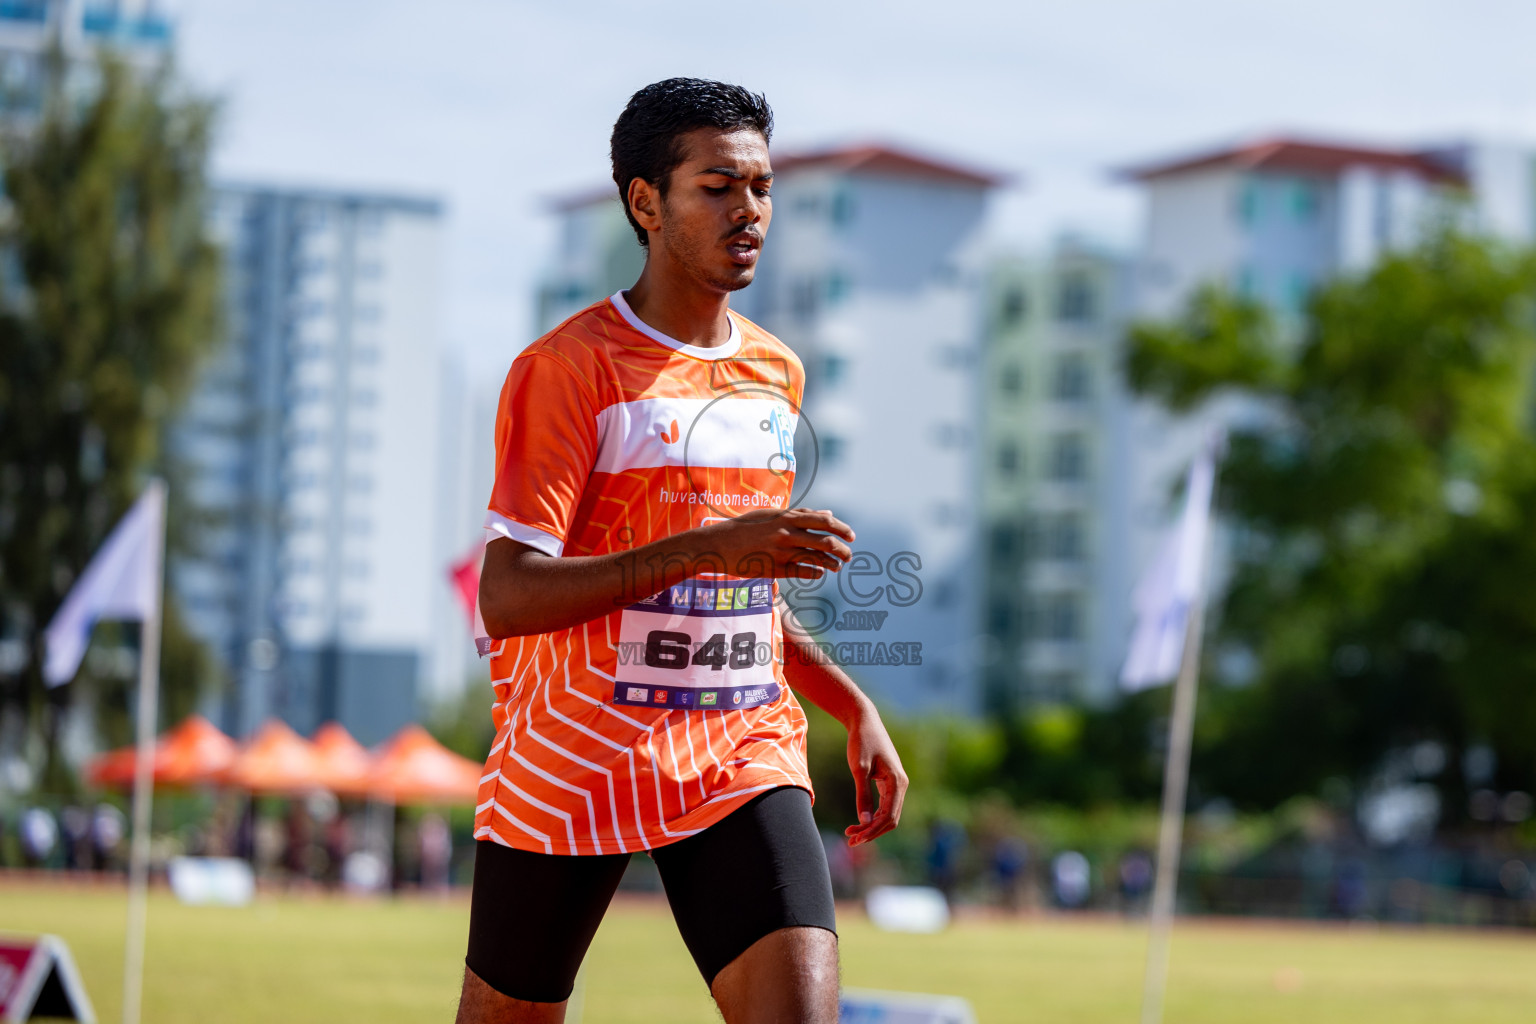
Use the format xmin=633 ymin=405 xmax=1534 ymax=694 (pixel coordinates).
xmin=734 ymin=190 xmax=765 ymax=224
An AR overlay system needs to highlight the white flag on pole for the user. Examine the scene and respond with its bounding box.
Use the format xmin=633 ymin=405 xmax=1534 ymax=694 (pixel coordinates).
xmin=43 ymin=486 xmax=165 ymax=687
xmin=1120 ymin=439 xmax=1219 ymax=692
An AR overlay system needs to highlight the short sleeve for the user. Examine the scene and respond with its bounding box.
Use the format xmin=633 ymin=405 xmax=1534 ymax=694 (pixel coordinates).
xmin=484 ymin=352 xmax=600 ymax=557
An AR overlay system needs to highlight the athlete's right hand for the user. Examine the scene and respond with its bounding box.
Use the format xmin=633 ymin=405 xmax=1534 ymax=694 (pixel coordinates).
xmin=696 ymin=507 xmax=855 ymax=580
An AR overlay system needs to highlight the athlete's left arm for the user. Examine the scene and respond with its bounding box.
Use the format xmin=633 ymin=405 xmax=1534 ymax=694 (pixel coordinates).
xmin=779 ymin=605 xmax=908 ymax=846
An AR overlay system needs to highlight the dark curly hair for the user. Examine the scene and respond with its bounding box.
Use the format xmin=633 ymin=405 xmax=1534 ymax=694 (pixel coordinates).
xmin=610 ymin=78 xmax=773 ymax=248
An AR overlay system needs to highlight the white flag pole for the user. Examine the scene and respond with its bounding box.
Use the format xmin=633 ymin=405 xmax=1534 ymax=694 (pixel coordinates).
xmin=1138 ymin=595 xmax=1205 ymax=1024
xmin=121 ymin=478 xmax=167 ymax=1024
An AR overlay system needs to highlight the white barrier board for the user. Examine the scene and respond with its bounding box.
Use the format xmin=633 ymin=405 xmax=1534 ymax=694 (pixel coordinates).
xmin=839 ymin=987 xmax=977 ymax=1024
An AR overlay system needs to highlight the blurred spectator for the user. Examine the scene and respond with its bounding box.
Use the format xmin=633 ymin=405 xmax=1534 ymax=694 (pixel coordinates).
xmin=234 ymin=801 xmax=256 ymax=861
xmin=392 ymin=810 xmax=420 ymax=890
xmin=991 ymin=836 xmax=1029 ymax=912
xmin=1052 ymin=850 xmax=1091 ymax=909
xmin=20 ymin=807 xmax=58 ymax=867
xmin=284 ymin=801 xmax=312 ymax=882
xmin=1330 ymin=859 xmax=1369 ymax=918
xmin=61 ymin=805 xmax=91 ymax=870
xmin=324 ymin=812 xmax=354 ymax=888
xmin=925 ymin=820 xmax=966 ymax=904
xmin=419 ymin=813 xmax=452 ymax=892
xmin=254 ymin=814 xmax=284 ymax=878
xmin=1119 ymin=850 xmax=1154 ymax=914
xmin=92 ymin=804 xmax=125 ymax=871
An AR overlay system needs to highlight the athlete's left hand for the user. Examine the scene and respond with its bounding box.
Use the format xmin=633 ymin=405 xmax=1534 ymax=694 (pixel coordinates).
xmin=844 ymin=704 xmax=907 ymax=846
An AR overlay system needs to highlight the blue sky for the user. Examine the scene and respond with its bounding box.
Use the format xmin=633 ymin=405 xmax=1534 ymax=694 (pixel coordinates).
xmin=172 ymin=0 xmax=1535 ymax=376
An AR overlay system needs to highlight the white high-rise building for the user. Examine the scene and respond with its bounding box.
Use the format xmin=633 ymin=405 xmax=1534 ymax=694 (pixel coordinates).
xmin=0 ymin=0 xmax=171 ymax=93
xmin=538 ymin=144 xmax=1002 ymax=714
xmin=1127 ymin=137 xmax=1464 ymax=321
xmin=172 ymin=184 xmax=464 ymax=743
xmin=1110 ymin=137 xmax=1470 ymax=688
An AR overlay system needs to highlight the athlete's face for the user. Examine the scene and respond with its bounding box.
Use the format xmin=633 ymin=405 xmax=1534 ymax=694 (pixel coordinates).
xmin=650 ymin=128 xmax=773 ymax=293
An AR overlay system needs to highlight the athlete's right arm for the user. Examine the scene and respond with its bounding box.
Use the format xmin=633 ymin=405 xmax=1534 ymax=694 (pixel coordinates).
xmin=478 ymin=508 xmax=856 ymax=639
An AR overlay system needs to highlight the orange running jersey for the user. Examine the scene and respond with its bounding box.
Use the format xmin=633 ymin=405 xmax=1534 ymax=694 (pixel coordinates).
xmin=474 ymin=291 xmax=814 ymax=856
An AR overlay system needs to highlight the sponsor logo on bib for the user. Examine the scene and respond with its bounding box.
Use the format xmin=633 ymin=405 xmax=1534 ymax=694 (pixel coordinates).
xmin=613 ymin=576 xmax=780 ymax=711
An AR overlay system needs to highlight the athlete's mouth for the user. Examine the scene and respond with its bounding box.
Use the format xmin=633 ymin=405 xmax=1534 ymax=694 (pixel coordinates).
xmin=726 ymin=232 xmax=761 ymax=266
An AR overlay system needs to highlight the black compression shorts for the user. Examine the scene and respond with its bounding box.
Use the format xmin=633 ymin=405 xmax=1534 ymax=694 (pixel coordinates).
xmin=464 ymin=785 xmax=837 ymax=1003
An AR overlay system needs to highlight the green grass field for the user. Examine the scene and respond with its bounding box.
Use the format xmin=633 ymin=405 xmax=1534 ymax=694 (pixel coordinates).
xmin=3 ymin=879 xmax=1534 ymax=1023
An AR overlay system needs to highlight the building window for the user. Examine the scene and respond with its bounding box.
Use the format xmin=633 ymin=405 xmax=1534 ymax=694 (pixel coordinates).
xmin=999 ymin=364 xmax=1023 ymax=397
xmin=830 ymin=187 xmax=855 ymax=227
xmin=996 ymin=442 xmax=1019 ymax=478
xmin=790 ymin=277 xmax=819 ymax=323
xmin=1051 ymin=353 xmax=1092 ymax=402
xmin=1291 ymin=179 xmax=1320 ymax=222
xmin=1045 ymin=513 xmax=1085 ymax=561
xmin=937 ymin=345 xmax=972 ymax=369
xmin=932 ymin=423 xmax=967 ymax=448
xmin=825 ymin=272 xmax=850 ymax=305
xmin=821 ymin=354 xmax=847 ymax=387
xmin=997 ymin=285 xmax=1027 ymax=328
xmin=1047 ymin=433 xmax=1088 ymax=482
xmin=1035 ymin=672 xmax=1079 ymax=702
xmin=990 ymin=522 xmax=1020 ymax=560
xmin=1029 ymin=592 xmax=1081 ymax=642
xmin=1237 ymin=178 xmax=1260 ymax=225
xmin=1057 ymin=273 xmax=1095 ymax=323
xmin=988 ymin=597 xmax=1017 ymax=636
xmin=820 ymin=435 xmax=845 ymax=466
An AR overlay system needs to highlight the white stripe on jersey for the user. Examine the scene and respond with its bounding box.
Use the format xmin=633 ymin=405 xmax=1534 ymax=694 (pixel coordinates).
xmin=593 ymin=396 xmax=799 ymax=475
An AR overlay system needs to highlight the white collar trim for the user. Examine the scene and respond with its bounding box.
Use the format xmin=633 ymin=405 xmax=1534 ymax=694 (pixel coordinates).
xmin=609 ymin=290 xmax=742 ymax=360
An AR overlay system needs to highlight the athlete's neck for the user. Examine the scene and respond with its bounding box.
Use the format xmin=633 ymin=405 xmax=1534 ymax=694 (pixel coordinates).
xmin=623 ymin=265 xmax=733 ymax=349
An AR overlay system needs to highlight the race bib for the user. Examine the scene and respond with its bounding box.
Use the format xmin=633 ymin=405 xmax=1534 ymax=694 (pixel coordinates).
xmin=614 ymin=576 xmax=780 ymax=710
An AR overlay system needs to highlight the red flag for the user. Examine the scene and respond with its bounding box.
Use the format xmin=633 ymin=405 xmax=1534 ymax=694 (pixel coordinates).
xmin=447 ymin=541 xmax=492 ymax=655
xmin=448 ymin=547 xmax=481 ymax=628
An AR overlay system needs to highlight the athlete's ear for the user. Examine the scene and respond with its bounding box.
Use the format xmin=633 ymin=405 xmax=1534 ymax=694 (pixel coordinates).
xmin=628 ymin=177 xmax=663 ymax=237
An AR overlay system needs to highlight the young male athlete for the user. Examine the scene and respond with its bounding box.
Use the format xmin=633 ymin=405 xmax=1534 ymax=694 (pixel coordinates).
xmin=456 ymin=79 xmax=908 ymax=1024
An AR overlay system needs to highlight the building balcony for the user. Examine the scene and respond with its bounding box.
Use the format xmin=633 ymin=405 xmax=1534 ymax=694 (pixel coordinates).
xmin=0 ymin=2 xmax=46 ymax=26
xmin=1021 ymin=641 xmax=1085 ymax=674
xmin=82 ymin=6 xmax=172 ymax=44
xmin=1023 ymin=560 xmax=1092 ymax=589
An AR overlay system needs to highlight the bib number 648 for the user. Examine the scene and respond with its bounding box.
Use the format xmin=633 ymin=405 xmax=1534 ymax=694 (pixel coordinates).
xmin=644 ymin=630 xmax=758 ymax=671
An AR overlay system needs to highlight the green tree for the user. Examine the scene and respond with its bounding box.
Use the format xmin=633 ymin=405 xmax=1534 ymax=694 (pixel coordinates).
xmin=0 ymin=50 xmax=222 ymax=791
xmin=1127 ymin=230 xmax=1536 ymax=812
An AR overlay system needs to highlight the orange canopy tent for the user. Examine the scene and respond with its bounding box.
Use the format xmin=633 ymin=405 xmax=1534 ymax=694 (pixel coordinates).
xmin=85 ymin=714 xmax=237 ymax=789
xmin=311 ymin=721 xmax=372 ymax=794
xmin=220 ymin=719 xmax=327 ymax=795
xmin=366 ymin=725 xmax=482 ymax=804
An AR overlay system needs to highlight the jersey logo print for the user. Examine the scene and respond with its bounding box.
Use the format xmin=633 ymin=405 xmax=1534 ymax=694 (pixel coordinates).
xmin=659 ymin=419 xmax=680 ymax=444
